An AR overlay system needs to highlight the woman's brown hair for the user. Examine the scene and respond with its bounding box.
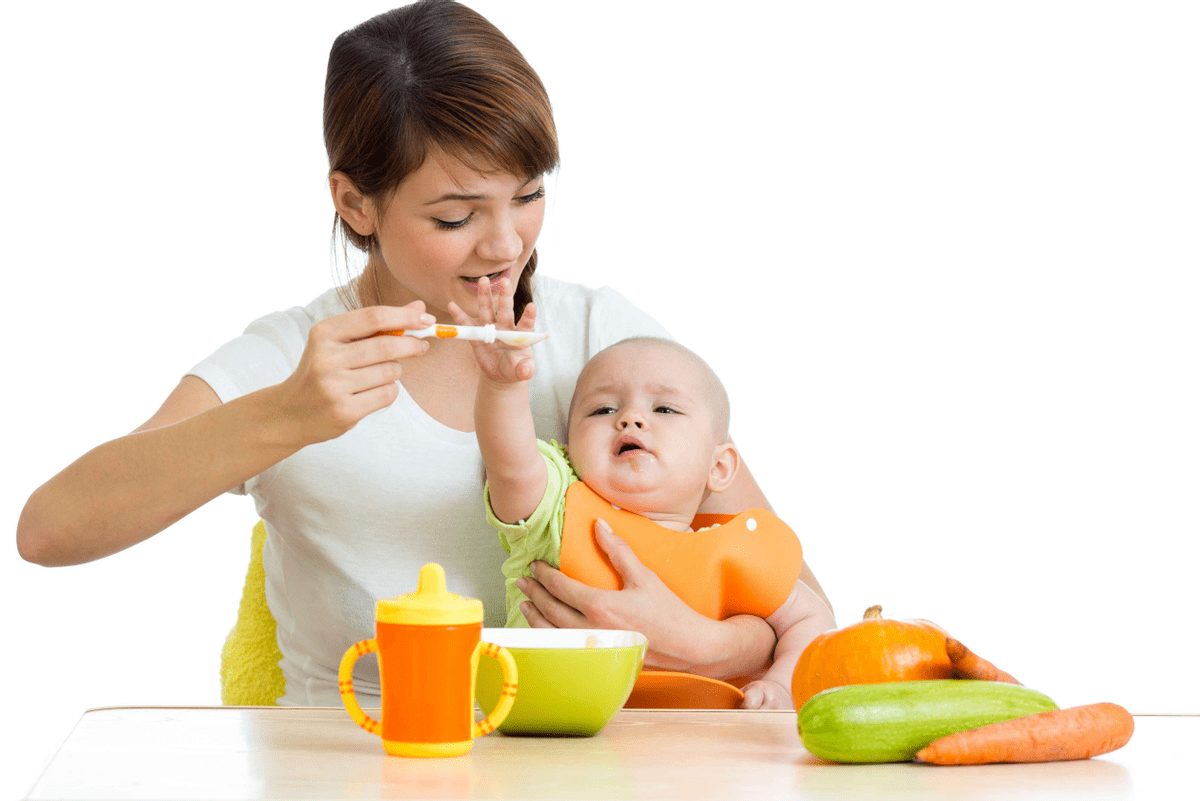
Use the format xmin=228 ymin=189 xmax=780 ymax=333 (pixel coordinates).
xmin=324 ymin=0 xmax=559 ymax=316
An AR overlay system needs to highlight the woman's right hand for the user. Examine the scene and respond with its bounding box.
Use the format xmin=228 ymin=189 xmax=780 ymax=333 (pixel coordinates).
xmin=17 ymin=299 xmax=438 ymax=566
xmin=275 ymin=301 xmax=435 ymax=444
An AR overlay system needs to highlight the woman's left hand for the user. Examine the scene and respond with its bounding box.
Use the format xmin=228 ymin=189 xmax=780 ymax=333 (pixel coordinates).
xmin=517 ymin=518 xmax=776 ymax=678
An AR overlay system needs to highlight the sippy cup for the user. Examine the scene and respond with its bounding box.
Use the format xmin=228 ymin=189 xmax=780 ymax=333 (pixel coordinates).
xmin=339 ymin=563 xmax=518 ymax=757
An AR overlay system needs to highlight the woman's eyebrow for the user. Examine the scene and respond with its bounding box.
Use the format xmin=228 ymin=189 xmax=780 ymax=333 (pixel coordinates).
xmin=423 ymin=175 xmax=542 ymax=207
xmin=423 ymin=191 xmax=487 ymax=206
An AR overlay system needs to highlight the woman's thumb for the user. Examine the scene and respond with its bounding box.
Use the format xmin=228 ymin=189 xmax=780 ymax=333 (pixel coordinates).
xmin=593 ymin=518 xmax=643 ymax=581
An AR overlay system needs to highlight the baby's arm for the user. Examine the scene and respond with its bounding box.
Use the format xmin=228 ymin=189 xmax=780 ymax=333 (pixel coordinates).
xmin=475 ymin=379 xmax=547 ymax=524
xmin=741 ymin=579 xmax=837 ymax=710
xmin=450 ymin=277 xmax=547 ymax=524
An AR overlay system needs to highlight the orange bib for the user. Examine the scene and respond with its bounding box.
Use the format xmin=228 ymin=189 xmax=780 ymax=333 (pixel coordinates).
xmin=557 ymin=481 xmax=803 ymax=621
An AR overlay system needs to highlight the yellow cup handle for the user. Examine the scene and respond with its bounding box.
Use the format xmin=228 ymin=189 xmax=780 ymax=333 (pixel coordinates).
xmin=339 ymin=638 xmax=382 ymax=736
xmin=472 ymin=641 xmax=518 ymax=737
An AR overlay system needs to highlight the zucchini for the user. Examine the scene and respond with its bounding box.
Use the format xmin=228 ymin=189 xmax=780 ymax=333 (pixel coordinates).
xmin=798 ymin=680 xmax=1058 ymax=763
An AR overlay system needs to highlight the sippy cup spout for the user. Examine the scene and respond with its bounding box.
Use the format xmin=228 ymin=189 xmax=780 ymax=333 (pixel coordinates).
xmin=417 ymin=563 xmax=448 ymax=596
xmin=374 ymin=563 xmax=485 ymax=626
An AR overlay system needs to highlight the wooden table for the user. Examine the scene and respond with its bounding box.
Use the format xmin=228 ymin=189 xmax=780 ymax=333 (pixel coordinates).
xmin=23 ymin=707 xmax=1195 ymax=800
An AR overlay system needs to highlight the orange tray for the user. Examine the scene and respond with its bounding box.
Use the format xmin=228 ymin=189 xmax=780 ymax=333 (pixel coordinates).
xmin=623 ymin=670 xmax=745 ymax=709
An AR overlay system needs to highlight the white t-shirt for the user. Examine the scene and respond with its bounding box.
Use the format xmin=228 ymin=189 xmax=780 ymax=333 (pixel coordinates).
xmin=189 ymin=274 xmax=670 ymax=706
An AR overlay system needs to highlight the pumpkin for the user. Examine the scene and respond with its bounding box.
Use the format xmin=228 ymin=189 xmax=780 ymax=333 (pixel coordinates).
xmin=791 ymin=605 xmax=954 ymax=709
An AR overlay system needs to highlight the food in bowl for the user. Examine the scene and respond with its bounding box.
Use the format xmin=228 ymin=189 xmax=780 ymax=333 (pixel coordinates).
xmin=475 ymin=628 xmax=647 ymax=736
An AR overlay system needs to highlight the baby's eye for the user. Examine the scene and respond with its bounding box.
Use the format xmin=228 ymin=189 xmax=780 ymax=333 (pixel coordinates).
xmin=433 ymin=215 xmax=471 ymax=230
xmin=589 ymin=406 xmax=616 ymax=416
xmin=654 ymin=405 xmax=680 ymax=415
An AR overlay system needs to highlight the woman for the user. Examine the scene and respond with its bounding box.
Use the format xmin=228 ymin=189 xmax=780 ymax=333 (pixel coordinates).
xmin=17 ymin=0 xmax=829 ymax=707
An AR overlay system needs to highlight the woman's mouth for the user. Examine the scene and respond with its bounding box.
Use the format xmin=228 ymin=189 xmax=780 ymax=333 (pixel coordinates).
xmin=460 ymin=268 xmax=509 ymax=287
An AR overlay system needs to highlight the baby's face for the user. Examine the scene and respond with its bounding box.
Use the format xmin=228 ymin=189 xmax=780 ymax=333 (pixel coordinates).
xmin=566 ymin=341 xmax=728 ymax=516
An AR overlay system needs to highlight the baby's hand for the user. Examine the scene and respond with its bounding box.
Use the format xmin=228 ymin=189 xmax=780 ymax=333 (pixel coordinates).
xmin=740 ymin=679 xmax=794 ymax=711
xmin=448 ymin=276 xmax=537 ymax=385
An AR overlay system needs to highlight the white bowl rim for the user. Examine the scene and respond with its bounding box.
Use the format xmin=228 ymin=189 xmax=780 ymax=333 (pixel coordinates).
xmin=481 ymin=627 xmax=647 ymax=650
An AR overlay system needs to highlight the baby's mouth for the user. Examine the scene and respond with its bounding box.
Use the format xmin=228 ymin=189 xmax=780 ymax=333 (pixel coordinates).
xmin=614 ymin=435 xmax=649 ymax=457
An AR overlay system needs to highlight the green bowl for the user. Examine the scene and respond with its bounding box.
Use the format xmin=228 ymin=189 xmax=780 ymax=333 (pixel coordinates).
xmin=475 ymin=628 xmax=647 ymax=737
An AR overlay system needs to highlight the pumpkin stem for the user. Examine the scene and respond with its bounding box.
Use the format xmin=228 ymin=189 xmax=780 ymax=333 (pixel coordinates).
xmin=863 ymin=605 xmax=883 ymax=619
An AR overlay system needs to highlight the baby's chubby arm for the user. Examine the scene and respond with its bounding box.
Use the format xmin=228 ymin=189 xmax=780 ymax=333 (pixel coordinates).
xmin=741 ymin=579 xmax=837 ymax=710
xmin=449 ymin=277 xmax=547 ymax=524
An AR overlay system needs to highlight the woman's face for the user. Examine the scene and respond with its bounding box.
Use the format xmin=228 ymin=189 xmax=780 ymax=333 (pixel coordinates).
xmin=366 ymin=150 xmax=546 ymax=318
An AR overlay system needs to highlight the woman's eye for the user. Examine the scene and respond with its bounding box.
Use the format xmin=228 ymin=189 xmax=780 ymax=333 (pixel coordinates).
xmin=517 ymin=187 xmax=545 ymax=204
xmin=433 ymin=215 xmax=471 ymax=230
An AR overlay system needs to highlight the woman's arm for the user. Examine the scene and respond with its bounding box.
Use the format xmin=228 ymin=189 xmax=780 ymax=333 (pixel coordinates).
xmin=19 ymin=377 xmax=292 ymax=565
xmin=16 ymin=303 xmax=433 ymax=566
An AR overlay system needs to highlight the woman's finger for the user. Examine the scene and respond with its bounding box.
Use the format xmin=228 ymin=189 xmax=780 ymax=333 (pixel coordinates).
xmin=521 ymin=569 xmax=592 ymax=628
xmin=337 ymin=302 xmax=436 ymax=342
xmin=344 ymin=381 xmax=401 ymax=418
xmin=593 ymin=518 xmax=651 ymax=586
xmin=519 ymin=601 xmax=557 ymax=628
xmin=344 ymin=360 xmax=409 ymax=394
xmin=341 ymin=332 xmax=429 ymax=371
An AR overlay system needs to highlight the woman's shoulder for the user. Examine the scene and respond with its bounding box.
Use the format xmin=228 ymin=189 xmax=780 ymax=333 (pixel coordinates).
xmin=188 ymin=287 xmax=349 ymax=404
xmin=242 ymin=287 xmax=349 ymax=340
xmin=533 ymin=274 xmax=672 ymax=344
xmin=533 ymin=274 xmax=654 ymax=325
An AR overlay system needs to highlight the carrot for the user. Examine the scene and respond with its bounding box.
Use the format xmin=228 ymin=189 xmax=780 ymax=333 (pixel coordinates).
xmin=914 ymin=702 xmax=1135 ymax=765
xmin=945 ymin=637 xmax=1021 ymax=684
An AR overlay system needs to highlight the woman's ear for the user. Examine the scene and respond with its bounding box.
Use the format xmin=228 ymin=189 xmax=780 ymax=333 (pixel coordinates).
xmin=706 ymin=441 xmax=740 ymax=494
xmin=329 ymin=172 xmax=376 ymax=236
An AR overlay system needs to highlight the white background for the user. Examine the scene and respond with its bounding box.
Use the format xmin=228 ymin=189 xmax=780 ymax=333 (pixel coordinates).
xmin=3 ymin=1 xmax=1198 ymax=796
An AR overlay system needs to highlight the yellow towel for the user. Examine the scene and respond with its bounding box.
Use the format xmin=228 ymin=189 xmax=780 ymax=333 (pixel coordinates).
xmin=220 ymin=520 xmax=286 ymax=705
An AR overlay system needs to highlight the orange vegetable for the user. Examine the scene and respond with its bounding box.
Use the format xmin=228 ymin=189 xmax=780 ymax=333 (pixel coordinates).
xmin=945 ymin=637 xmax=1021 ymax=684
xmin=792 ymin=605 xmax=954 ymax=709
xmin=914 ymin=702 xmax=1135 ymax=765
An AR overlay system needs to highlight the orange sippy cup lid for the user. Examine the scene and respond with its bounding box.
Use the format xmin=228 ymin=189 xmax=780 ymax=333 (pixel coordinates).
xmin=376 ymin=563 xmax=485 ymax=626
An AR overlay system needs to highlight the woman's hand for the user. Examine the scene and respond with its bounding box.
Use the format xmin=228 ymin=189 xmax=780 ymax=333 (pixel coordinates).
xmin=448 ymin=276 xmax=537 ymax=386
xmin=275 ymin=301 xmax=435 ymax=444
xmin=517 ymin=518 xmax=777 ymax=679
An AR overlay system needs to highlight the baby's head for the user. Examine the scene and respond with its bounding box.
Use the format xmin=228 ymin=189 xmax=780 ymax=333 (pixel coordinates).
xmin=566 ymin=338 xmax=739 ymax=523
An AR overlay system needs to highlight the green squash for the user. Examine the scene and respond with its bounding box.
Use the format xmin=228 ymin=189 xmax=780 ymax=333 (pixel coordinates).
xmin=798 ymin=680 xmax=1058 ymax=763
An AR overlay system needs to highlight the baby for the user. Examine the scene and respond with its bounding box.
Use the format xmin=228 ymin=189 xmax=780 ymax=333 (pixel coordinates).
xmin=453 ymin=281 xmax=835 ymax=709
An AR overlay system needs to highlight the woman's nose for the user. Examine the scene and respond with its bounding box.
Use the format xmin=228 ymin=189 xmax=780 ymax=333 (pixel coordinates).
xmin=477 ymin=213 xmax=523 ymax=263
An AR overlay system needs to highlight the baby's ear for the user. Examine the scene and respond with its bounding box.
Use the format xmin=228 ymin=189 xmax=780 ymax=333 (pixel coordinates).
xmin=706 ymin=441 xmax=740 ymax=494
